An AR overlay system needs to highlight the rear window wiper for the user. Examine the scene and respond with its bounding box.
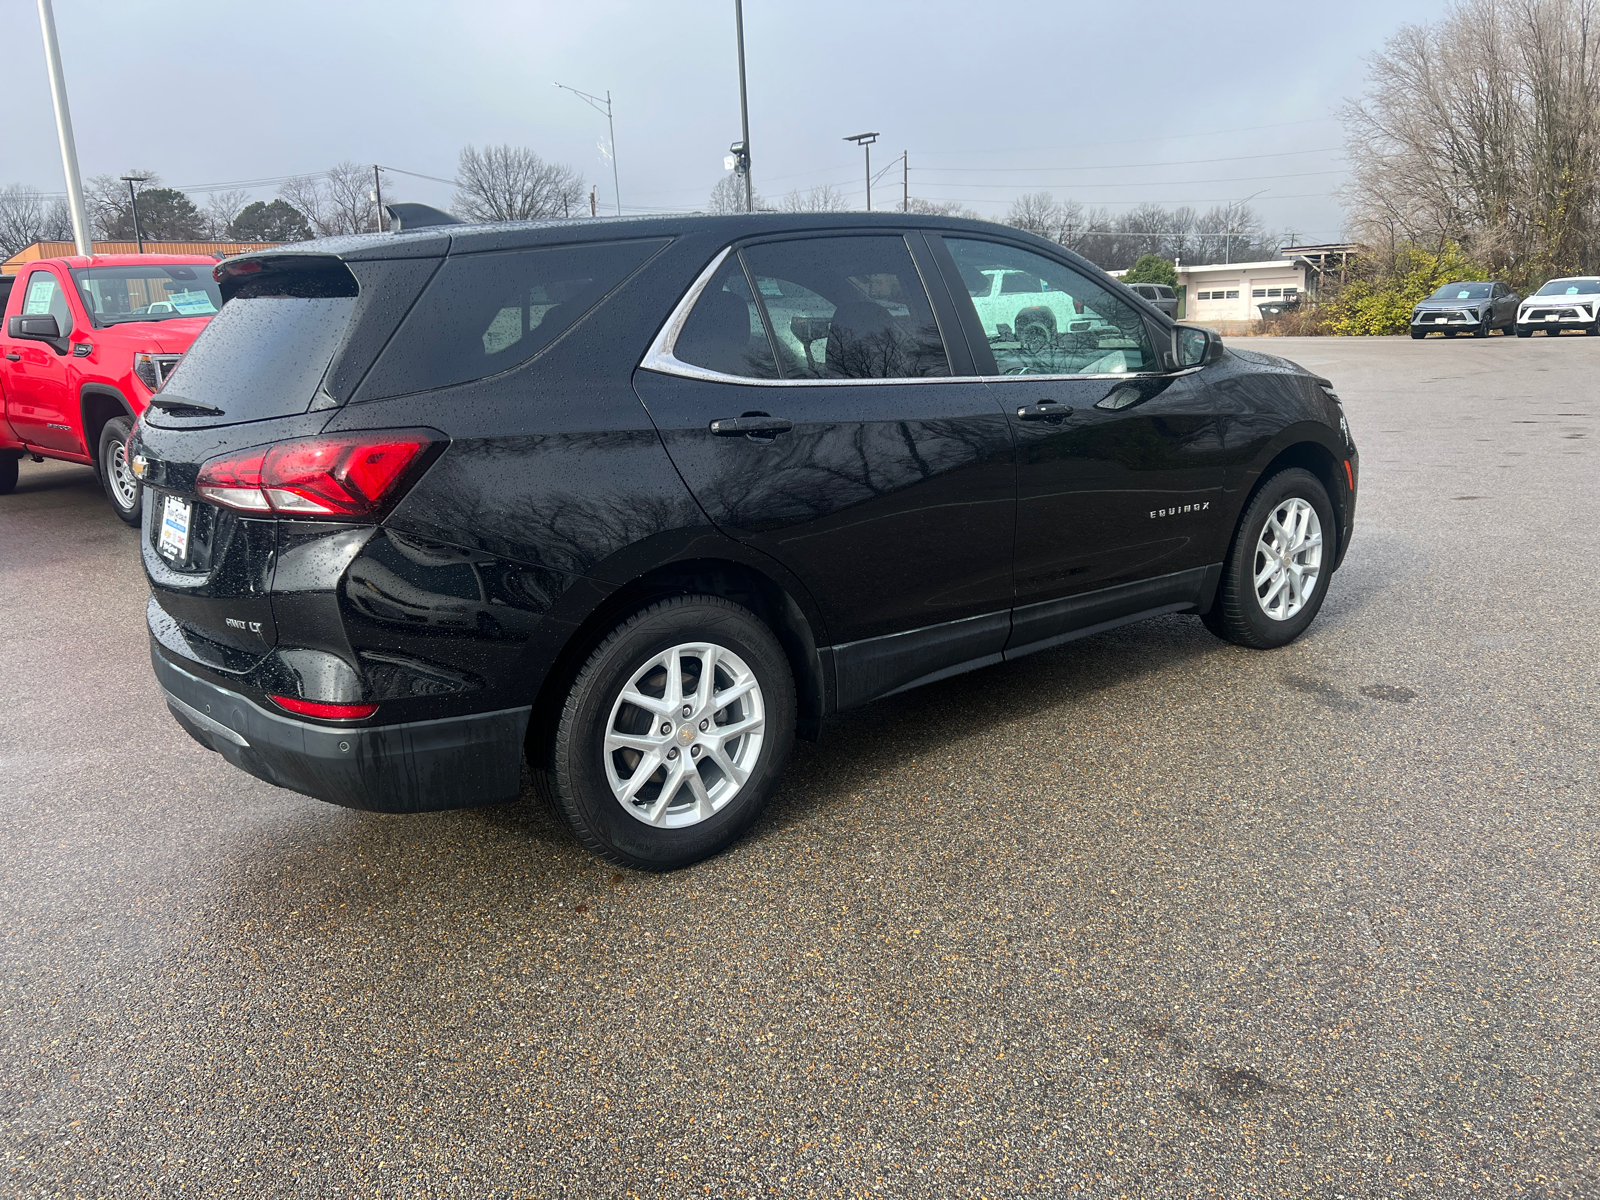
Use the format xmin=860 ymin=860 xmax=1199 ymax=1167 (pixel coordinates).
xmin=148 ymin=396 xmax=224 ymax=416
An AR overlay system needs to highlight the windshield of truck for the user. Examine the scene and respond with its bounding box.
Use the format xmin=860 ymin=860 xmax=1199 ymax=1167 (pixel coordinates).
xmin=70 ymin=264 xmax=223 ymax=326
xmin=1536 ymin=278 xmax=1600 ymax=296
xmin=1430 ymin=283 xmax=1491 ymax=299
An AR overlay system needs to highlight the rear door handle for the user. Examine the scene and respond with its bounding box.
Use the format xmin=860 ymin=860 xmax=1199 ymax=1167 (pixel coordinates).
xmin=710 ymin=415 xmax=793 ymax=437
xmin=1016 ymin=400 xmax=1072 ymax=421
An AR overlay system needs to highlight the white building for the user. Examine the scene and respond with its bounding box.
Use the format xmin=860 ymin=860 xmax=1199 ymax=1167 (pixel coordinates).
xmin=1176 ymin=259 xmax=1308 ymax=326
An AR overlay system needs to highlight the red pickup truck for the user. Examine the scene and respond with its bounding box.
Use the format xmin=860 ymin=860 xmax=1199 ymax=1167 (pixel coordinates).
xmin=0 ymin=253 xmax=222 ymax=522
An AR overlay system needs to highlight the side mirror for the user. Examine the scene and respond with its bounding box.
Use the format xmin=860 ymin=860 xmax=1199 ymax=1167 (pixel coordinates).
xmin=7 ymin=314 xmax=68 ymax=355
xmin=1170 ymin=324 xmax=1224 ymax=371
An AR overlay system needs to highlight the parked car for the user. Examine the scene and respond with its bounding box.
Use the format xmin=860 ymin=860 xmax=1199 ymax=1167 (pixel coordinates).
xmin=133 ymin=213 xmax=1358 ymax=870
xmin=1515 ymin=276 xmax=1600 ymax=336
xmin=1127 ymin=282 xmax=1179 ymax=318
xmin=0 ymin=253 xmax=222 ymax=517
xmin=1409 ymin=280 xmax=1520 ymax=338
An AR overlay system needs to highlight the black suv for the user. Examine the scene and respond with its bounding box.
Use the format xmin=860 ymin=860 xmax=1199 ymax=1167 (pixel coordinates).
xmin=132 ymin=213 xmax=1358 ymax=870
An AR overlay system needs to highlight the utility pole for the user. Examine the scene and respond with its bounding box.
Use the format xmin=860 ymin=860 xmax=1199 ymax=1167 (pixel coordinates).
xmin=903 ymin=151 xmax=908 ymax=213
xmin=733 ymin=0 xmax=753 ymax=213
xmin=590 ymin=187 xmax=597 ymax=218
xmin=121 ymin=175 xmax=149 ymax=253
xmin=372 ymin=165 xmax=384 ymax=232
xmin=554 ymin=82 xmax=622 ymax=215
xmin=36 ymin=0 xmax=91 ymax=256
xmin=844 ymin=132 xmax=878 ymax=212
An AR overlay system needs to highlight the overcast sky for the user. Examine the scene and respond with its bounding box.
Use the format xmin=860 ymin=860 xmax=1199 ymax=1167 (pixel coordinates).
xmin=3 ymin=0 xmax=1447 ymax=241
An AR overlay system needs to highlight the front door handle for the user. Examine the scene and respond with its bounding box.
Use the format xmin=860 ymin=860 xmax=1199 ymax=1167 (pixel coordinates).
xmin=1016 ymin=400 xmax=1072 ymax=422
xmin=4 ymin=353 xmax=19 ymax=362
xmin=710 ymin=414 xmax=793 ymax=437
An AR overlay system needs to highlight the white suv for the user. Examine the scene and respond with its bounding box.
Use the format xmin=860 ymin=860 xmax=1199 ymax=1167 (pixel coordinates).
xmin=1516 ymin=276 xmax=1600 ymax=336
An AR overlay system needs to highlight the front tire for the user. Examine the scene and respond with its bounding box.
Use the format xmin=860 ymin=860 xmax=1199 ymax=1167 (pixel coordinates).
xmin=542 ymin=595 xmax=795 ymax=871
xmin=97 ymin=416 xmax=142 ymax=526
xmin=1409 ymin=327 xmax=1426 ymax=340
xmin=1474 ymin=315 xmax=1491 ymax=337
xmin=0 ymin=451 xmax=19 ymax=495
xmin=1516 ymin=326 xmax=1532 ymax=337
xmin=1202 ymin=468 xmax=1336 ymax=650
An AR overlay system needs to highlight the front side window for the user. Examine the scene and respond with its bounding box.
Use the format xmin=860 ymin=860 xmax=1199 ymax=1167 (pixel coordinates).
xmin=943 ymin=237 xmax=1155 ymax=375
xmin=70 ymin=264 xmax=220 ymax=326
xmin=738 ymin=236 xmax=950 ymax=379
xmin=22 ymin=271 xmax=72 ymax=336
xmin=361 ymin=238 xmax=667 ymax=399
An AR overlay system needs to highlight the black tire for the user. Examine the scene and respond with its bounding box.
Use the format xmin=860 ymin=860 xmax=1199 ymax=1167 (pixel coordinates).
xmin=0 ymin=451 xmax=19 ymax=495
xmin=1409 ymin=328 xmax=1426 ymax=339
xmin=97 ymin=415 xmax=142 ymax=526
xmin=541 ymin=595 xmax=796 ymax=871
xmin=1516 ymin=326 xmax=1532 ymax=338
xmin=1443 ymin=330 xmax=1458 ymax=338
xmin=1474 ymin=315 xmax=1491 ymax=337
xmin=1201 ymin=468 xmax=1336 ymax=650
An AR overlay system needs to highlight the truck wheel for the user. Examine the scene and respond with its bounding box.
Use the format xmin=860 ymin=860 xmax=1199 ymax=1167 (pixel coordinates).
xmin=0 ymin=451 xmax=19 ymax=495
xmin=97 ymin=416 xmax=142 ymax=526
xmin=540 ymin=595 xmax=795 ymax=871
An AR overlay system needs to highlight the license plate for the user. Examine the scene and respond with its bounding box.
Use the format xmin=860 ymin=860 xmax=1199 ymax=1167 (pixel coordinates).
xmin=1547 ymin=313 xmax=1558 ymax=321
xmin=1433 ymin=316 xmax=1447 ymax=323
xmin=158 ymin=495 xmax=191 ymax=560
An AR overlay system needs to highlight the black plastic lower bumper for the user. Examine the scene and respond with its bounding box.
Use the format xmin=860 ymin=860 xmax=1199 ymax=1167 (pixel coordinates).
xmin=151 ymin=643 xmax=531 ymax=813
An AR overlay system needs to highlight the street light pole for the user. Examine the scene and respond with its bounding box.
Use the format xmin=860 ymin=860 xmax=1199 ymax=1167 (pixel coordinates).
xmin=844 ymin=132 xmax=879 ymax=212
xmin=554 ymin=82 xmax=622 ymax=216
xmin=35 ymin=0 xmax=91 ymax=256
xmin=733 ymin=0 xmax=753 ymax=213
xmin=121 ymin=175 xmax=149 ymax=254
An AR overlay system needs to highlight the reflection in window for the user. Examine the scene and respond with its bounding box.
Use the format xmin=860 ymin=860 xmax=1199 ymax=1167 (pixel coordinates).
xmin=943 ymin=237 xmax=1154 ymax=375
xmin=739 ymin=236 xmax=950 ymax=379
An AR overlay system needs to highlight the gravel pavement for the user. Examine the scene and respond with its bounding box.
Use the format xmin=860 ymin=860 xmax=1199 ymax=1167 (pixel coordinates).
xmin=2 ymin=335 xmax=1596 ymax=1198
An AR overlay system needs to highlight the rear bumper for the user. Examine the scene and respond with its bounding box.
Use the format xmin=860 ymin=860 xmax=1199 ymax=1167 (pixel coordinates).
xmin=151 ymin=643 xmax=531 ymax=813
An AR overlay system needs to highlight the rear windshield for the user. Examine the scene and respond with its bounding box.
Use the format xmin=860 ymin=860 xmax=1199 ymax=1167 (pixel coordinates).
xmin=356 ymin=238 xmax=668 ymax=401
xmin=70 ymin=264 xmax=222 ymax=325
xmin=1536 ymin=278 xmax=1600 ymax=296
xmin=156 ymin=297 xmax=356 ymax=422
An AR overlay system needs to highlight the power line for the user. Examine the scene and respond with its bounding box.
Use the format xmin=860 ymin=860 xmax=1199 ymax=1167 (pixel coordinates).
xmin=910 ymin=116 xmax=1342 ymax=156
xmin=921 ymin=147 xmax=1346 ymax=173
xmin=909 ymin=169 xmax=1347 ymax=190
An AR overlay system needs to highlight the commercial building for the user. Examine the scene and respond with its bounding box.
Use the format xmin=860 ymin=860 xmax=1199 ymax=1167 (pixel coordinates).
xmin=2 ymin=240 xmax=278 ymax=273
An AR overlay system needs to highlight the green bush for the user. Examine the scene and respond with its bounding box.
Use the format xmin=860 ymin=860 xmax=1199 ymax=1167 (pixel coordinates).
xmin=1122 ymin=254 xmax=1178 ymax=287
xmin=1327 ymin=242 xmax=1487 ymax=335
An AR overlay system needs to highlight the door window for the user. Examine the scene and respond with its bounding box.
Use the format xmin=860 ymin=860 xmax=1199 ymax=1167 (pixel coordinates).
xmin=942 ymin=238 xmax=1154 ymax=375
xmin=22 ymin=272 xmax=72 ymax=336
xmin=739 ymin=236 xmax=950 ymax=379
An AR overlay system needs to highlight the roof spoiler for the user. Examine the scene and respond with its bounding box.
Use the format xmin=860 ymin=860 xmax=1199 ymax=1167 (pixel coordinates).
xmin=383 ymin=202 xmax=462 ymax=232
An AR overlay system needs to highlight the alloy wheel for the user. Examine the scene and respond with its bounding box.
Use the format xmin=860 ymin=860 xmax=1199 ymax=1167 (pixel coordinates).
xmin=1252 ymin=497 xmax=1323 ymax=622
xmin=603 ymin=641 xmax=766 ymax=829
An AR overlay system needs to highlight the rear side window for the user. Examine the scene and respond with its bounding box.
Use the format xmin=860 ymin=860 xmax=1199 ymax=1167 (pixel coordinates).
xmin=359 ymin=238 xmax=667 ymax=399
xmin=674 ymin=255 xmax=779 ymax=378
xmin=739 ymin=235 xmax=950 ymax=379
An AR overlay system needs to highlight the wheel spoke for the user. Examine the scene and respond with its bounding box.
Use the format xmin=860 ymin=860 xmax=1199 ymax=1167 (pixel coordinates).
xmin=616 ymin=751 xmax=663 ymax=805
xmin=604 ymin=730 xmax=662 ymax=754
xmin=712 ymin=675 xmax=759 ymax=711
xmin=683 ymin=768 xmax=716 ymax=822
xmin=1254 ymin=557 xmax=1278 ymax=587
xmin=620 ymin=685 xmax=672 ymax=717
xmin=714 ymin=713 xmax=764 ymax=742
xmin=663 ymin=647 xmax=684 ymax=710
xmin=694 ymin=645 xmax=720 ymax=712
xmin=1260 ymin=575 xmax=1287 ymax=613
xmin=704 ymin=742 xmax=749 ymax=787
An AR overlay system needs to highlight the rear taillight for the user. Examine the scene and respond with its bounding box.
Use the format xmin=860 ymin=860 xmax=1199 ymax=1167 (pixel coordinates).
xmin=269 ymin=695 xmax=379 ymax=720
xmin=196 ymin=430 xmax=441 ymax=519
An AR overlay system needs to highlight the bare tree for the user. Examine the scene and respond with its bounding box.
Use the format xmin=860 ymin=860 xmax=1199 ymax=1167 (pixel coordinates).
xmin=1006 ymin=191 xmax=1068 ymax=240
xmin=781 ymin=183 xmax=852 ymax=212
xmin=0 ymin=185 xmax=73 ymax=256
xmin=708 ymin=173 xmax=767 ymax=213
xmin=906 ymin=197 xmax=981 ymax=219
xmin=85 ymin=169 xmax=162 ymax=240
xmin=452 ymin=145 xmax=586 ymax=222
xmin=202 ymin=189 xmax=252 ymax=240
xmin=1344 ymin=0 xmax=1600 ymax=274
xmin=279 ymin=163 xmax=393 ymax=237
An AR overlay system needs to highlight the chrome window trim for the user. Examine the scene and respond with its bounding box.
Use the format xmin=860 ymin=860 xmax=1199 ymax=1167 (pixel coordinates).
xmin=638 ymin=242 xmax=1192 ymax=388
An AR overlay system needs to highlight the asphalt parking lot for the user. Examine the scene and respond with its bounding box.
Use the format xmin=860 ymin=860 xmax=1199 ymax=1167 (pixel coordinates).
xmin=2 ymin=335 xmax=1596 ymax=1199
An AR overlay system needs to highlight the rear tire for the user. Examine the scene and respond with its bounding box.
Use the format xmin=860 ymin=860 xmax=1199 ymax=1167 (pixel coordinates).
xmin=1202 ymin=468 xmax=1335 ymax=650
xmin=0 ymin=451 xmax=19 ymax=495
xmin=542 ymin=595 xmax=795 ymax=871
xmin=97 ymin=416 xmax=142 ymax=526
